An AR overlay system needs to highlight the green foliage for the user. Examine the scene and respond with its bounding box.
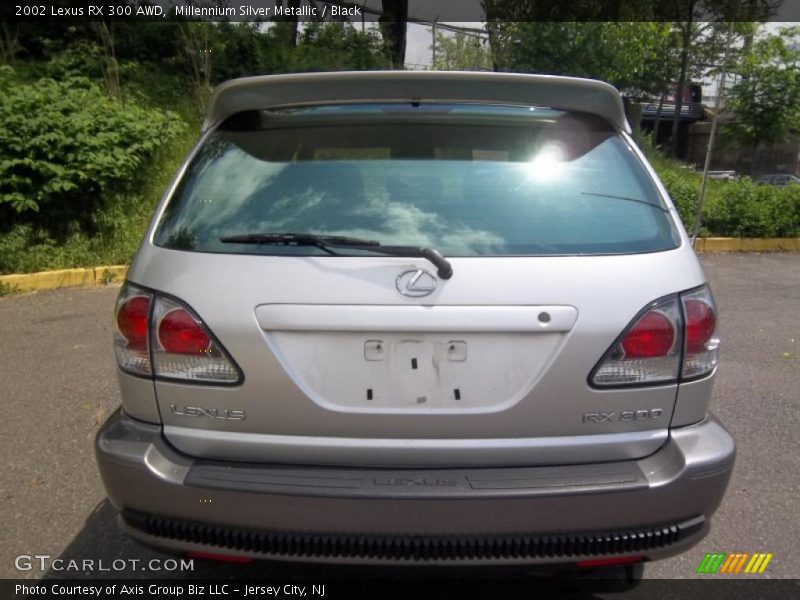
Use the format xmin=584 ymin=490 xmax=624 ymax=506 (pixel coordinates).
xmin=209 ymin=22 xmax=267 ymax=81
xmin=637 ymin=136 xmax=800 ymax=238
xmin=0 ymin=19 xmax=394 ymax=274
xmin=290 ymin=23 xmax=389 ymax=72
xmin=100 ymin=269 xmax=117 ymax=285
xmin=723 ymin=27 xmax=800 ymax=151
xmin=657 ymin=168 xmax=699 ymax=228
xmin=490 ymin=22 xmax=676 ymax=99
xmin=171 ymin=21 xmax=388 ymax=88
xmin=0 ymin=123 xmax=196 ymax=274
xmin=41 ymin=41 xmax=104 ymax=79
xmin=0 ymin=281 xmax=21 ymax=297
xmin=703 ymin=181 xmax=800 ymax=237
xmin=2 ymin=17 xmax=797 ymax=278
xmin=0 ymin=65 xmax=183 ymax=220
xmin=430 ymin=29 xmax=492 ymax=71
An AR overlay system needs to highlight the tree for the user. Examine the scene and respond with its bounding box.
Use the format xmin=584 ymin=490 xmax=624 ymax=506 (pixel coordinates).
xmin=0 ymin=22 xmax=22 ymax=63
xmin=664 ymin=11 xmax=735 ymax=158
xmin=177 ymin=21 xmax=214 ymax=109
xmin=378 ymin=0 xmax=408 ymax=68
xmin=274 ymin=0 xmax=302 ymax=47
xmin=724 ymin=27 xmax=800 ymax=172
xmin=430 ymin=29 xmax=492 ymax=71
xmin=96 ymin=20 xmax=121 ymax=101
xmin=211 ymin=22 xmax=266 ymax=82
xmin=291 ymin=22 xmax=389 ymax=72
xmin=483 ymin=1 xmax=781 ymax=156
xmin=487 ymin=22 xmax=676 ymax=100
xmin=662 ymin=0 xmax=781 ymax=157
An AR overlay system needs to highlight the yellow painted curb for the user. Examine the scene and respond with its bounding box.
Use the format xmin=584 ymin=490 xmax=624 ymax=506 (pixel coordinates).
xmin=0 ymin=265 xmax=128 ymax=292
xmin=1 ymin=238 xmax=799 ymax=293
xmin=694 ymin=237 xmax=800 ymax=252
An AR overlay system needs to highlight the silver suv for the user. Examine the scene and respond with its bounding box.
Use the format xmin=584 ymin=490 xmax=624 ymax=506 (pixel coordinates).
xmin=96 ymin=71 xmax=734 ymax=572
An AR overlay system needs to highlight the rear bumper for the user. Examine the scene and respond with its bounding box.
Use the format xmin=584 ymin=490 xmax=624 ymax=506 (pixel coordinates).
xmin=96 ymin=410 xmax=734 ymax=565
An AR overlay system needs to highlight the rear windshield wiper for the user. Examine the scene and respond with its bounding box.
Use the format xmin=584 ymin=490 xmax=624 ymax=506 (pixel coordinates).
xmin=219 ymin=232 xmax=453 ymax=280
xmin=580 ymin=192 xmax=669 ymax=212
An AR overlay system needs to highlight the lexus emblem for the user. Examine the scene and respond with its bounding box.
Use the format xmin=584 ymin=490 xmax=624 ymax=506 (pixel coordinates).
xmin=396 ymin=269 xmax=437 ymax=297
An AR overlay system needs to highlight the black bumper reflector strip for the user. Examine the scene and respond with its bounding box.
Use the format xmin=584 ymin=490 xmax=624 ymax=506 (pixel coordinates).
xmin=123 ymin=511 xmax=704 ymax=562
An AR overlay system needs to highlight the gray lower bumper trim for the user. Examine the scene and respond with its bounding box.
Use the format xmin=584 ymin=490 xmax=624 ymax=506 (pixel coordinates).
xmin=123 ymin=510 xmax=704 ymax=563
xmin=96 ymin=409 xmax=734 ymax=564
xmin=185 ymin=459 xmax=648 ymax=499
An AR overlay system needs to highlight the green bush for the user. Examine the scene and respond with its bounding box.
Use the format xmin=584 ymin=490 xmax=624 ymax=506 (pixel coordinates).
xmin=637 ymin=133 xmax=799 ymax=238
xmin=656 ymin=168 xmax=699 ymax=230
xmin=703 ymin=181 xmax=800 ymax=237
xmin=42 ymin=41 xmax=104 ymax=80
xmin=0 ymin=65 xmax=183 ymax=220
xmin=0 ymin=64 xmax=189 ymax=274
xmin=0 ymin=124 xmax=196 ymax=274
xmin=0 ymin=21 xmax=392 ymax=276
xmin=766 ymin=185 xmax=800 ymax=236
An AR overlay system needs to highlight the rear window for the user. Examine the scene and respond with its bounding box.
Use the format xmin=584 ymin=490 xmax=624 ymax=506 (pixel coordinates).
xmin=154 ymin=104 xmax=679 ymax=256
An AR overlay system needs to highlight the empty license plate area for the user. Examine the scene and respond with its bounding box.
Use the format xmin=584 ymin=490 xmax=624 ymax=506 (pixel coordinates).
xmin=364 ymin=339 xmax=467 ymax=407
xmin=265 ymin=331 xmax=565 ymax=414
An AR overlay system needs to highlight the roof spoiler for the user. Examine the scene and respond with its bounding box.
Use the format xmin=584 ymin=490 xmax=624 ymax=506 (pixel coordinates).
xmin=202 ymin=71 xmax=631 ymax=134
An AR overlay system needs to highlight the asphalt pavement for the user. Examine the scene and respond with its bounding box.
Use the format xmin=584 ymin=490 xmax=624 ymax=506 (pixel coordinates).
xmin=1 ymin=253 xmax=798 ymax=582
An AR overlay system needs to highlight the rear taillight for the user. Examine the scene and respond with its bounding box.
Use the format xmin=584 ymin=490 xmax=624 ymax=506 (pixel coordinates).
xmin=158 ymin=308 xmax=211 ymax=355
xmin=681 ymin=287 xmax=719 ymax=379
xmin=621 ymin=311 xmax=676 ymax=359
xmin=591 ymin=296 xmax=682 ymax=386
xmin=591 ymin=285 xmax=719 ymax=387
xmin=113 ymin=283 xmax=241 ymax=384
xmin=151 ymin=295 xmax=240 ymax=383
xmin=114 ymin=286 xmax=152 ymax=376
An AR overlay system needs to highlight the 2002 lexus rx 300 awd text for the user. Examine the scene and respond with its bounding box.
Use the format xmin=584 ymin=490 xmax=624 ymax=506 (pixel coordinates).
xmin=96 ymin=71 xmax=734 ymax=574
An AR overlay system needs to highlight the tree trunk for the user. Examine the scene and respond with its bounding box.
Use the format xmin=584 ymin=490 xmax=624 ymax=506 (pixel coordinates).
xmin=653 ymin=90 xmax=666 ymax=146
xmin=739 ymin=0 xmax=761 ymax=65
xmin=379 ymin=0 xmax=408 ymax=68
xmin=288 ymin=0 xmax=300 ymax=47
xmin=482 ymin=2 xmax=503 ymax=72
xmin=625 ymin=99 xmax=643 ymax=135
xmin=671 ymin=15 xmax=694 ymax=158
xmin=431 ymin=22 xmax=437 ymax=67
xmin=0 ymin=23 xmax=21 ymax=64
xmin=96 ymin=20 xmax=121 ymax=102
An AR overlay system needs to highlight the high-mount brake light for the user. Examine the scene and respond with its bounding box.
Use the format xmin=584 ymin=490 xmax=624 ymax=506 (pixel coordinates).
xmin=591 ymin=285 xmax=719 ymax=387
xmin=112 ymin=283 xmax=241 ymax=384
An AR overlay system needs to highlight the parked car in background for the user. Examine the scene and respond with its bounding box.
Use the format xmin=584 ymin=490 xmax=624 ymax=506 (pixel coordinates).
xmin=703 ymin=170 xmax=738 ymax=181
xmin=756 ymin=173 xmax=800 ymax=187
xmin=96 ymin=71 xmax=734 ymax=578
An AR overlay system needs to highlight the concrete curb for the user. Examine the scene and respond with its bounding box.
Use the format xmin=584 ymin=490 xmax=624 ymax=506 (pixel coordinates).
xmin=1 ymin=237 xmax=798 ymax=293
xmin=694 ymin=237 xmax=800 ymax=252
xmin=0 ymin=265 xmax=128 ymax=293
